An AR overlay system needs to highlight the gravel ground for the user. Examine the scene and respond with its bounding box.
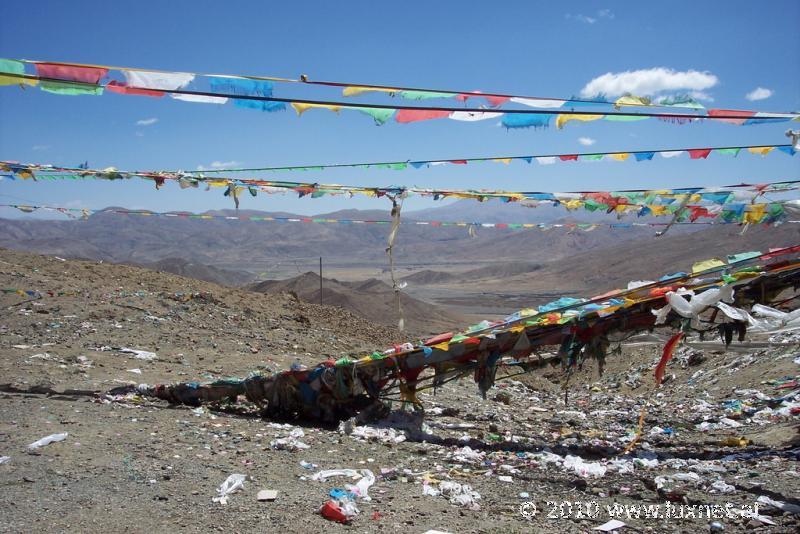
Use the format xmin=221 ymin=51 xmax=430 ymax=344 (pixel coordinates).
xmin=1 ymin=248 xmax=798 ymax=533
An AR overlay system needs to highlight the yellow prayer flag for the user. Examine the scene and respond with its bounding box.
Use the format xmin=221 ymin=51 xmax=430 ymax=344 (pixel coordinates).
xmin=290 ymin=102 xmax=342 ymax=115
xmin=743 ymin=204 xmax=767 ymax=223
xmin=692 ymin=258 xmax=726 ymax=274
xmin=0 ymin=75 xmax=37 ymax=87
xmin=342 ymin=86 xmax=397 ymax=97
xmin=556 ymin=113 xmax=604 ymax=129
xmin=747 ymin=146 xmax=775 ymax=157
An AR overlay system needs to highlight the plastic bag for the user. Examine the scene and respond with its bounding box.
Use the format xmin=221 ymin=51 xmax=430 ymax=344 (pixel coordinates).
xmin=212 ymin=473 xmax=246 ymax=505
xmin=27 ymin=433 xmax=68 ymax=450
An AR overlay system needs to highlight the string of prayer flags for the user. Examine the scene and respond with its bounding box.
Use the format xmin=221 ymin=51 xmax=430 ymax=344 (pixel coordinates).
xmin=3 ymin=204 xmax=797 ymax=233
xmin=3 ymin=57 xmax=799 ymax=129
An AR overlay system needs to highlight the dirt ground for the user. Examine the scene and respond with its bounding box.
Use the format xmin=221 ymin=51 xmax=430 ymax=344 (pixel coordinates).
xmin=1 ymin=248 xmax=799 ymax=533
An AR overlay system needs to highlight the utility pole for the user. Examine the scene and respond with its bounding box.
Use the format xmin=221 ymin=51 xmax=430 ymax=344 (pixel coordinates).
xmin=319 ymin=256 xmax=323 ymax=306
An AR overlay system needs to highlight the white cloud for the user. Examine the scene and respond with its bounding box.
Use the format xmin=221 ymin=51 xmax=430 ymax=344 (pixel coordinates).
xmin=578 ymin=137 xmax=596 ymax=146
xmin=745 ymin=87 xmax=773 ymax=101
xmin=566 ymin=9 xmax=613 ymax=24
xmin=687 ymin=90 xmax=714 ymax=102
xmin=580 ymin=68 xmax=719 ymax=98
xmin=196 ymin=160 xmax=242 ymax=171
xmin=136 ymin=117 xmax=158 ymax=126
xmin=31 ymin=144 xmax=50 ymax=151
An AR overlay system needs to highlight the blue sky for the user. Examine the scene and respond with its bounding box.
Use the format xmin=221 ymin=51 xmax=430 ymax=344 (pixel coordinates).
xmin=0 ymin=0 xmax=798 ymax=218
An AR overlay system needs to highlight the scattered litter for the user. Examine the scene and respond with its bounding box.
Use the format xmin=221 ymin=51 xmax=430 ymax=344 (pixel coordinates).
xmin=0 ymin=456 xmax=10 ymax=465
xmin=119 ymin=347 xmax=157 ymax=360
xmin=270 ymin=428 xmax=310 ymax=451
xmin=127 ymin=368 xmax=142 ymax=374
xmin=312 ymin=469 xmax=375 ymax=501
xmin=27 ymin=433 xmax=68 ymax=451
xmin=448 ymin=446 xmax=484 ymax=464
xmin=212 ymin=473 xmax=245 ymax=505
xmin=563 ymin=455 xmax=607 ymax=478
xmin=346 ymin=425 xmax=406 ymax=444
xmin=423 ymin=480 xmax=481 ymax=510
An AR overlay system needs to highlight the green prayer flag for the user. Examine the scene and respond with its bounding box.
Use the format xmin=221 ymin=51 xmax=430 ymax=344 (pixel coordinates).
xmin=397 ymin=90 xmax=456 ymax=100
xmin=40 ymin=81 xmax=103 ymax=96
xmin=0 ymin=58 xmax=24 ymax=75
xmin=358 ymin=107 xmax=395 ymax=125
xmin=603 ymin=115 xmax=649 ymax=122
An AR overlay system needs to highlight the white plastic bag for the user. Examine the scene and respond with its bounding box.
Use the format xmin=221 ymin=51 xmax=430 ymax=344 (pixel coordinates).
xmin=212 ymin=473 xmax=246 ymax=505
xmin=27 ymin=433 xmax=68 ymax=450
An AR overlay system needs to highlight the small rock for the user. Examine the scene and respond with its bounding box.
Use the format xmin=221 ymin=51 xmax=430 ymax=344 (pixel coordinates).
xmin=493 ymin=392 xmax=512 ymax=405
xmin=746 ymin=519 xmax=763 ymax=529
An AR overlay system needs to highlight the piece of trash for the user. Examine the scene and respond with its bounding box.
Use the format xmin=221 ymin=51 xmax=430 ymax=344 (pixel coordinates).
xmin=312 ymin=469 xmax=375 ymax=501
xmin=320 ymin=500 xmax=352 ymax=523
xmin=127 ymin=368 xmax=142 ymax=374
xmin=27 ymin=432 xmax=68 ymax=450
xmin=212 ymin=473 xmax=245 ymax=505
xmin=425 ymin=480 xmax=481 ymax=510
xmin=0 ymin=456 xmax=10 ymax=465
xmin=710 ymin=480 xmax=736 ymax=494
xmin=498 ymin=475 xmax=513 ymax=482
xmin=257 ymin=489 xmax=277 ymax=501
xmin=564 ymin=455 xmax=607 ymax=478
xmin=756 ymin=495 xmax=800 ymax=515
xmin=719 ymin=436 xmax=750 ymax=447
xmin=300 ymin=460 xmax=318 ymax=469
xmin=594 ymin=519 xmax=626 ymax=531
xmin=119 ymin=347 xmax=157 ymax=361
xmin=270 ymin=428 xmax=310 ymax=451
xmin=422 ymin=531 xmax=454 ymax=534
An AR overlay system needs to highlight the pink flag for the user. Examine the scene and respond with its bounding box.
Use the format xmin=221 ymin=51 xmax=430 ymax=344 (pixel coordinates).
xmin=395 ymin=109 xmax=450 ymax=123
xmin=35 ymin=63 xmax=108 ymax=84
xmin=707 ymin=109 xmax=755 ymax=125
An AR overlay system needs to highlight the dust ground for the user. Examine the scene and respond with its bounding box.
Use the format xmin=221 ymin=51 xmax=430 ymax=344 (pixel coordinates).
xmin=1 ymin=248 xmax=798 ymax=533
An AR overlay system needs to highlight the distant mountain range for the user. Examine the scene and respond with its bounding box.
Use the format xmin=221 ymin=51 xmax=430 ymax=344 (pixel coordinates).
xmin=0 ymin=202 xmax=667 ymax=272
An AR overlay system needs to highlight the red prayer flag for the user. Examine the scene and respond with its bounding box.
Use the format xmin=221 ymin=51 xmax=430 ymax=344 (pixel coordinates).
xmin=688 ymin=206 xmax=711 ymax=221
xmin=449 ymin=160 xmax=468 ymax=164
xmin=688 ymin=148 xmax=712 ymax=159
xmin=655 ymin=332 xmax=684 ymax=385
xmin=707 ymin=109 xmax=755 ymax=125
xmin=559 ymin=155 xmax=579 ymax=161
xmin=485 ymin=95 xmax=510 ymax=107
xmin=106 ymin=80 xmax=164 ymax=98
xmin=35 ymin=63 xmax=108 ymax=84
xmin=395 ymin=109 xmax=451 ymax=123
